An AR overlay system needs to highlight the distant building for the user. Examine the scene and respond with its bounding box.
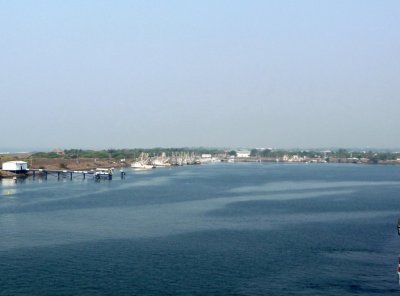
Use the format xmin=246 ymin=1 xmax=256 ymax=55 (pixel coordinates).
xmin=201 ymin=154 xmax=212 ymax=159
xmin=2 ymin=161 xmax=29 ymax=173
xmin=236 ymin=150 xmax=251 ymax=158
xmin=52 ymin=148 xmax=64 ymax=155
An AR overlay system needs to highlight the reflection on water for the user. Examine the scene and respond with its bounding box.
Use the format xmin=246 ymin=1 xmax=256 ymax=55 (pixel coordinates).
xmin=1 ymin=178 xmax=17 ymax=187
xmin=230 ymin=180 xmax=400 ymax=194
xmin=0 ymin=178 xmax=17 ymax=197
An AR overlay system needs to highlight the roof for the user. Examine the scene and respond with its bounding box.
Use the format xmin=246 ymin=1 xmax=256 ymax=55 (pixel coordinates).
xmin=3 ymin=161 xmax=28 ymax=165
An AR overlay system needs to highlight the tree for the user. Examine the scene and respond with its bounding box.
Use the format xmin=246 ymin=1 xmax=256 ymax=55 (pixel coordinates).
xmin=335 ymin=149 xmax=350 ymax=158
xmin=228 ymin=150 xmax=237 ymax=156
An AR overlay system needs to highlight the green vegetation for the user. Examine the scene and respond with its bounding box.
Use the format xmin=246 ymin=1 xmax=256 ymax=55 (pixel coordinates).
xmin=228 ymin=150 xmax=237 ymax=156
xmin=32 ymin=152 xmax=62 ymax=158
xmin=250 ymin=148 xmax=290 ymax=158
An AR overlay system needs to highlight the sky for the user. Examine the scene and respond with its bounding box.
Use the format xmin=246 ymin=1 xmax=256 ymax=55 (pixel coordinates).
xmin=0 ymin=0 xmax=399 ymax=150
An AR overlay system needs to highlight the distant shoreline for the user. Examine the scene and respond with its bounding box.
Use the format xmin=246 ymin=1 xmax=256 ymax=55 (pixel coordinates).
xmin=1 ymin=157 xmax=400 ymax=179
xmin=1 ymin=147 xmax=400 ymax=179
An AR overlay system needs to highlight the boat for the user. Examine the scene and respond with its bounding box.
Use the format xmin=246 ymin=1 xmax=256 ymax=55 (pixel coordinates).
xmin=152 ymin=158 xmax=171 ymax=168
xmin=131 ymin=152 xmax=156 ymax=170
xmin=151 ymin=153 xmax=171 ymax=168
xmin=210 ymin=157 xmax=221 ymax=163
xmin=94 ymin=168 xmax=113 ymax=180
xmin=131 ymin=162 xmax=155 ymax=170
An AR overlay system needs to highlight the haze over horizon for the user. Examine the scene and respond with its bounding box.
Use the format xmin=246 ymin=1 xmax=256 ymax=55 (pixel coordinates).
xmin=1 ymin=1 xmax=399 ymax=150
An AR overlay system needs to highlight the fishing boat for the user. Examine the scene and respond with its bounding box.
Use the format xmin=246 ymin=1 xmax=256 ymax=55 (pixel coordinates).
xmin=152 ymin=158 xmax=171 ymax=168
xmin=131 ymin=152 xmax=156 ymax=170
xmin=131 ymin=162 xmax=155 ymax=170
xmin=151 ymin=153 xmax=171 ymax=168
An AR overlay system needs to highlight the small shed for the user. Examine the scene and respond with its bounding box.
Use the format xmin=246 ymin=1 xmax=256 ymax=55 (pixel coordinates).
xmin=2 ymin=161 xmax=29 ymax=173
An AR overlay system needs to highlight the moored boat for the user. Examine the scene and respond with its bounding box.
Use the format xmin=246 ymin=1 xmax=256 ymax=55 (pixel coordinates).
xmin=152 ymin=158 xmax=171 ymax=168
xmin=131 ymin=152 xmax=156 ymax=170
xmin=94 ymin=168 xmax=113 ymax=180
xmin=131 ymin=162 xmax=155 ymax=170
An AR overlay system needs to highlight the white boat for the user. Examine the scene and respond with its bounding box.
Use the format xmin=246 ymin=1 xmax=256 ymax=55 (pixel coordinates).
xmin=131 ymin=152 xmax=156 ymax=170
xmin=131 ymin=162 xmax=155 ymax=170
xmin=210 ymin=157 xmax=221 ymax=163
xmin=94 ymin=168 xmax=114 ymax=180
xmin=152 ymin=158 xmax=171 ymax=168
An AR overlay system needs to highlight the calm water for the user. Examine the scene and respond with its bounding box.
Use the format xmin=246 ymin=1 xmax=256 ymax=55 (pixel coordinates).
xmin=1 ymin=163 xmax=400 ymax=295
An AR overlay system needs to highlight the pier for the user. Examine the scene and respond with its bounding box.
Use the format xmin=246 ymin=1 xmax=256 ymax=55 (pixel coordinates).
xmin=29 ymin=169 xmax=126 ymax=180
xmin=30 ymin=169 xmax=93 ymax=180
xmin=1 ymin=159 xmax=126 ymax=180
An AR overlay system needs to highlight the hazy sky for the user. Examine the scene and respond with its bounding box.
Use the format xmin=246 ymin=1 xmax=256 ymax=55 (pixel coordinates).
xmin=1 ymin=0 xmax=399 ymax=150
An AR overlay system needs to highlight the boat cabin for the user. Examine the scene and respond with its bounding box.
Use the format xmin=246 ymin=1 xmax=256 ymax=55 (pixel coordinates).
xmin=94 ymin=168 xmax=114 ymax=180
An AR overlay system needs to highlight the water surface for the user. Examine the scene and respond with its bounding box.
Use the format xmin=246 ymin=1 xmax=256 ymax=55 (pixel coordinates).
xmin=1 ymin=163 xmax=400 ymax=295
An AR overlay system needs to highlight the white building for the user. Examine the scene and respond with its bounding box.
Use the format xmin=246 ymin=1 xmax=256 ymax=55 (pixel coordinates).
xmin=1 ymin=161 xmax=29 ymax=173
xmin=236 ymin=150 xmax=251 ymax=158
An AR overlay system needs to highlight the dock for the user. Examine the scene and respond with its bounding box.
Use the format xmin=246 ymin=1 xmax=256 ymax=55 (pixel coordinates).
xmin=29 ymin=168 xmax=126 ymax=180
xmin=1 ymin=160 xmax=126 ymax=180
xmin=30 ymin=169 xmax=94 ymax=180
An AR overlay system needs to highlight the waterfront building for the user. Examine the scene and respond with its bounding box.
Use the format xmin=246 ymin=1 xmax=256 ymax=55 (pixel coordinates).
xmin=1 ymin=161 xmax=29 ymax=174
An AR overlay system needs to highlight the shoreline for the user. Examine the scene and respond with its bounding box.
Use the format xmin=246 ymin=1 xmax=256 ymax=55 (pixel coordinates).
xmin=1 ymin=158 xmax=399 ymax=179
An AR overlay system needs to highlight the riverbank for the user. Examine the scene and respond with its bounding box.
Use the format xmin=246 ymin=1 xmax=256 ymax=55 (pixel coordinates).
xmin=1 ymin=155 xmax=400 ymax=179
